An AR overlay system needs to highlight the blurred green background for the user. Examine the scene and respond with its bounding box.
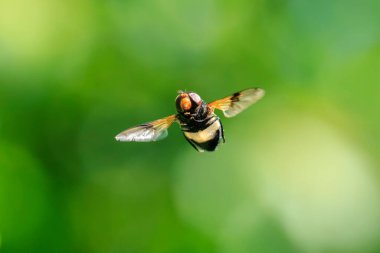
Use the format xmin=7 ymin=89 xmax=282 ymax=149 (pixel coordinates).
xmin=1 ymin=0 xmax=380 ymax=252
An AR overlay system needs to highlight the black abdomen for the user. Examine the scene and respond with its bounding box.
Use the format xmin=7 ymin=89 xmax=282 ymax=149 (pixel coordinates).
xmin=182 ymin=116 xmax=225 ymax=152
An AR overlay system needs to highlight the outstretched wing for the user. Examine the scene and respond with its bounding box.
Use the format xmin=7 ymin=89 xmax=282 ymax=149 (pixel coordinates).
xmin=208 ymin=88 xmax=265 ymax=118
xmin=115 ymin=115 xmax=177 ymax=142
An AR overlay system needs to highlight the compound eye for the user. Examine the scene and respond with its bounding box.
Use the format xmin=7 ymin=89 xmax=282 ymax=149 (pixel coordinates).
xmin=189 ymin=93 xmax=202 ymax=104
xmin=180 ymin=97 xmax=192 ymax=111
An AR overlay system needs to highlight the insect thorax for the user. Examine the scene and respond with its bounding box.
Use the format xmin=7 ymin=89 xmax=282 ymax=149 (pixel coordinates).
xmin=177 ymin=103 xmax=218 ymax=132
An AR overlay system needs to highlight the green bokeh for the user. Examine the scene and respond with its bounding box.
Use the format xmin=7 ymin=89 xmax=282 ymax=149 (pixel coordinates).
xmin=1 ymin=0 xmax=380 ymax=252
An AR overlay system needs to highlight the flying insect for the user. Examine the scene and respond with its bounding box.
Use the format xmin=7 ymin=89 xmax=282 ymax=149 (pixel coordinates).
xmin=115 ymin=88 xmax=265 ymax=152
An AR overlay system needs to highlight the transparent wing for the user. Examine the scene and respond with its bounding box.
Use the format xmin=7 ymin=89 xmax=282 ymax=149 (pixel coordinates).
xmin=115 ymin=115 xmax=176 ymax=142
xmin=208 ymin=88 xmax=265 ymax=118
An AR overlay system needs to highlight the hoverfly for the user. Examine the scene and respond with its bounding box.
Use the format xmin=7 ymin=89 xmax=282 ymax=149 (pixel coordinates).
xmin=115 ymin=88 xmax=265 ymax=152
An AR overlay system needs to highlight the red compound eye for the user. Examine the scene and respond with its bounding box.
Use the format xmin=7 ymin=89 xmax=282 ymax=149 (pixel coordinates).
xmin=180 ymin=97 xmax=192 ymax=111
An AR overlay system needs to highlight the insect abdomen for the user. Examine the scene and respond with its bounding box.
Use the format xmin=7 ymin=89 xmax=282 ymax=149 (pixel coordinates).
xmin=183 ymin=119 xmax=224 ymax=152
